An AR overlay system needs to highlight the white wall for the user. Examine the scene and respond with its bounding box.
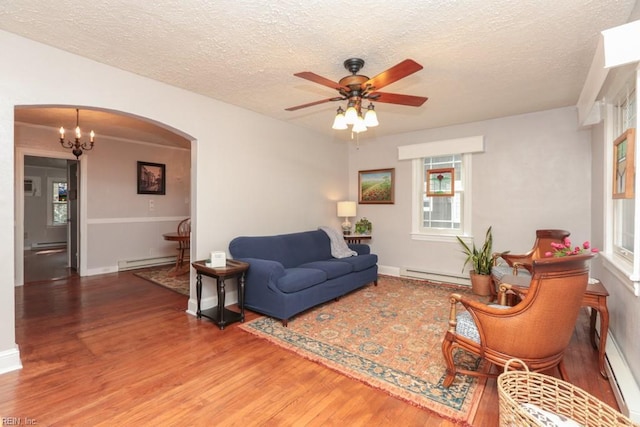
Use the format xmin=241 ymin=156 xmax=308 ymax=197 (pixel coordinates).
xmin=348 ymin=107 xmax=592 ymax=277
xmin=0 ymin=30 xmax=348 ymax=372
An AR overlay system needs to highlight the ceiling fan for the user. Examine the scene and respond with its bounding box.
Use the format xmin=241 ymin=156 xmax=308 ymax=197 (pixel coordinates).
xmin=286 ymin=58 xmax=428 ymax=111
xmin=285 ymin=58 xmax=428 ymax=133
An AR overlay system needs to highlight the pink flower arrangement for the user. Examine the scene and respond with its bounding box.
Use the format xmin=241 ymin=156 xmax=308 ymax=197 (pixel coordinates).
xmin=545 ymin=237 xmax=599 ymax=257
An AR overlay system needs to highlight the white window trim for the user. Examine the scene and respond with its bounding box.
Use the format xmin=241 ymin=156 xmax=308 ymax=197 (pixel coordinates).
xmin=410 ymin=155 xmax=472 ymax=242
xmin=398 ymin=135 xmax=484 ymax=243
xmin=601 ymin=69 xmax=640 ymax=296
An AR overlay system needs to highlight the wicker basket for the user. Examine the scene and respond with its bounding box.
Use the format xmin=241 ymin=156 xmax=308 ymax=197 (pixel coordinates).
xmin=498 ymin=359 xmax=638 ymax=426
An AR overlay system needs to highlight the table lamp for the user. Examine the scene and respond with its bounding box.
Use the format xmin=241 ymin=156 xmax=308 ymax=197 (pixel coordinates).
xmin=337 ymin=201 xmax=357 ymax=235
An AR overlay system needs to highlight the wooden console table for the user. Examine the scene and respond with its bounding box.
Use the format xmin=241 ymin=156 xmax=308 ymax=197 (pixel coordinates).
xmin=344 ymin=234 xmax=371 ymax=244
xmin=191 ymin=259 xmax=249 ymax=330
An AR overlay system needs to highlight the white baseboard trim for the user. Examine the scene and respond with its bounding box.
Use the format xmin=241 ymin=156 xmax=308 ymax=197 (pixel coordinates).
xmin=85 ymin=266 xmax=119 ymax=276
xmin=0 ymin=346 xmax=22 ymax=375
xmin=117 ymin=256 xmax=176 ymax=271
xmin=605 ymin=332 xmax=640 ymax=421
xmin=378 ymin=264 xmax=400 ymax=276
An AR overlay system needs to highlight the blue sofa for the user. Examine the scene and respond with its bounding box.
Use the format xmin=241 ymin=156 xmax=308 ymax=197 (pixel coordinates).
xmin=229 ymin=230 xmax=378 ymax=325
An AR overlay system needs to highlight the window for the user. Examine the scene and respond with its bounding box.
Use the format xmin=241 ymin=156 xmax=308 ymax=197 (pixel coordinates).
xmin=50 ymin=179 xmax=68 ymax=226
xmin=420 ymin=155 xmax=464 ymax=232
xmin=399 ymin=136 xmax=482 ymax=242
xmin=612 ymin=86 xmax=636 ymax=262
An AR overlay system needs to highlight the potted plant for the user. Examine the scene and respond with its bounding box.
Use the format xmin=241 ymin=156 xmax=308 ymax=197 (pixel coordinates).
xmin=355 ymin=218 xmax=372 ymax=235
xmin=456 ymin=226 xmax=493 ymax=296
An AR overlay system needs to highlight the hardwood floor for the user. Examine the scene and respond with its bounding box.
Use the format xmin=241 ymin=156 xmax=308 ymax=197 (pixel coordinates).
xmin=2 ymin=269 xmax=619 ymax=426
xmin=23 ymin=247 xmax=75 ymax=283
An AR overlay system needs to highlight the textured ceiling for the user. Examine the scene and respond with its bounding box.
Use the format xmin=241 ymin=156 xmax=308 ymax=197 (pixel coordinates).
xmin=1 ymin=0 xmax=637 ymax=144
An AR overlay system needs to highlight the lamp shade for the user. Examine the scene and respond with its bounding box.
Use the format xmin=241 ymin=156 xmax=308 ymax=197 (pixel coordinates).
xmin=352 ymin=115 xmax=367 ymax=133
xmin=364 ymin=104 xmax=379 ymax=127
xmin=344 ymin=105 xmax=358 ymax=125
xmin=332 ymin=109 xmax=348 ymax=130
xmin=337 ymin=201 xmax=357 ymax=217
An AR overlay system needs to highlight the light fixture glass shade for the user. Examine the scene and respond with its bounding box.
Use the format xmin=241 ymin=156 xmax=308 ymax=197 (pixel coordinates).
xmin=332 ymin=108 xmax=348 ymax=130
xmin=337 ymin=201 xmax=356 ymax=217
xmin=352 ymin=115 xmax=367 ymax=133
xmin=364 ymin=104 xmax=379 ymax=127
xmin=344 ymin=105 xmax=358 ymax=125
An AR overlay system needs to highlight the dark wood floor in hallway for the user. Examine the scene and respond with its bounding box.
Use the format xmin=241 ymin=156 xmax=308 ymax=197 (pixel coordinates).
xmin=2 ymin=271 xmax=619 ymax=426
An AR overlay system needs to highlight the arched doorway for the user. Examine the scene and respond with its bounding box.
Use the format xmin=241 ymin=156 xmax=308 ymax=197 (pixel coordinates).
xmin=14 ymin=106 xmax=193 ymax=286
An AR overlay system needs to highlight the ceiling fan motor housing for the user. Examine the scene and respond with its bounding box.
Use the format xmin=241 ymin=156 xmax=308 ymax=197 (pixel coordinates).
xmin=343 ymin=58 xmax=365 ymax=74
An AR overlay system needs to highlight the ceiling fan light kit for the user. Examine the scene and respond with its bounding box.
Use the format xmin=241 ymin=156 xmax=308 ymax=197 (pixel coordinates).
xmin=287 ymin=58 xmax=428 ymax=136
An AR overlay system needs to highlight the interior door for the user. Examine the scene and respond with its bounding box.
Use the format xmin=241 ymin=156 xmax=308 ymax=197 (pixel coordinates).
xmin=67 ymin=160 xmax=79 ymax=271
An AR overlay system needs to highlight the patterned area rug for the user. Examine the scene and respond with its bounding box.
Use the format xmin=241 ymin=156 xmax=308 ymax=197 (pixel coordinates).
xmin=133 ymin=265 xmax=189 ymax=296
xmin=239 ymin=275 xmax=488 ymax=425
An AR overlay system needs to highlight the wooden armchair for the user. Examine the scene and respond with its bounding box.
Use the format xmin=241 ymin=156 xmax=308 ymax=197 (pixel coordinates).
xmin=441 ymin=253 xmax=594 ymax=388
xmin=489 ymin=229 xmax=570 ymax=300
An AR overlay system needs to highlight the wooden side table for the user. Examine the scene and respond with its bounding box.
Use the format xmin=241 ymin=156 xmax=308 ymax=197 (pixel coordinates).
xmin=191 ymin=259 xmax=250 ymax=330
xmin=344 ymin=234 xmax=372 ymax=244
xmin=583 ymin=279 xmax=610 ymax=378
xmin=501 ymin=274 xmax=610 ymax=378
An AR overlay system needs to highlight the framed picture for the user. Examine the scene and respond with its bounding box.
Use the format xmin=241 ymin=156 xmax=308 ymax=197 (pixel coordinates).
xmin=426 ymin=167 xmax=455 ymax=197
xmin=358 ymin=168 xmax=395 ymax=204
xmin=613 ymin=128 xmax=635 ymax=199
xmin=137 ymin=161 xmax=166 ymax=195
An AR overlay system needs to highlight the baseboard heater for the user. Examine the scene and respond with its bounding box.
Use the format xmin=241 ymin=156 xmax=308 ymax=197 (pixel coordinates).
xmin=400 ymin=267 xmax=471 ymax=286
xmin=118 ymin=256 xmax=176 ymax=271
xmin=32 ymin=241 xmax=67 ymax=249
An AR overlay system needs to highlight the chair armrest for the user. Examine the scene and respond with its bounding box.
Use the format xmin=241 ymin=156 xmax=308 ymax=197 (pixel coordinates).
xmin=501 ymin=252 xmax=533 ymax=267
xmin=498 ymin=283 xmax=529 ymax=305
xmin=447 ymin=292 xmax=515 ymax=332
xmin=491 ymin=251 xmax=510 ymax=266
xmin=511 ymin=262 xmax=533 ymax=274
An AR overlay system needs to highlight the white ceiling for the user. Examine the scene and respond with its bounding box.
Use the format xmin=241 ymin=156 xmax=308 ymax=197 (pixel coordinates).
xmin=2 ymin=0 xmax=638 ymax=145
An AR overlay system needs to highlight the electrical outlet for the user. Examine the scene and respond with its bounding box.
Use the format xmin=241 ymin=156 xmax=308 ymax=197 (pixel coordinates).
xmin=148 ymin=199 xmax=155 ymax=212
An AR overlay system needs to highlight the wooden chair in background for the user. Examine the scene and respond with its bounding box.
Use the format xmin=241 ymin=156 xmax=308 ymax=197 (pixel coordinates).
xmin=177 ymin=218 xmax=191 ymax=269
xmin=490 ymin=229 xmax=570 ymax=300
xmin=441 ymin=253 xmax=594 ymax=388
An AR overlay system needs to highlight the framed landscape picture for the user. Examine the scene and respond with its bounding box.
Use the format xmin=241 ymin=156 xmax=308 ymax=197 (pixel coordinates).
xmin=359 ymin=168 xmax=395 ymax=204
xmin=137 ymin=161 xmax=166 ymax=195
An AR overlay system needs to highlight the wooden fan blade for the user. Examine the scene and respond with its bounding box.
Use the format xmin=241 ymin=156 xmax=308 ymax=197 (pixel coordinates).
xmin=294 ymin=72 xmax=349 ymax=91
xmin=370 ymin=92 xmax=428 ymax=107
xmin=285 ymin=98 xmax=340 ymax=111
xmin=364 ymin=59 xmax=423 ymax=91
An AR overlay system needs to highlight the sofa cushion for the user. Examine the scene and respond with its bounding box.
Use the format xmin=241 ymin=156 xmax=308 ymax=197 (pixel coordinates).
xmin=276 ymin=268 xmax=327 ymax=293
xmin=281 ymin=230 xmax=333 ymax=267
xmin=229 ymin=230 xmax=333 ymax=269
xmin=329 ymin=254 xmax=377 ymax=272
xmin=298 ymin=260 xmax=353 ymax=279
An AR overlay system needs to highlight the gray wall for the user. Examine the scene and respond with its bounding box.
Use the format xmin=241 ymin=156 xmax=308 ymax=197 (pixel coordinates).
xmin=348 ymin=106 xmax=591 ymax=277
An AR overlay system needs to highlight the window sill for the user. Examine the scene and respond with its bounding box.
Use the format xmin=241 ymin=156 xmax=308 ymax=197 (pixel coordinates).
xmin=601 ymin=252 xmax=640 ymax=297
xmin=410 ymin=232 xmax=461 ymax=243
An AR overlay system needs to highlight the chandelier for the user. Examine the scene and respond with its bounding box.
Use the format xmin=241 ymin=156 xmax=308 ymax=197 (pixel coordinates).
xmin=59 ymin=109 xmax=95 ymax=159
